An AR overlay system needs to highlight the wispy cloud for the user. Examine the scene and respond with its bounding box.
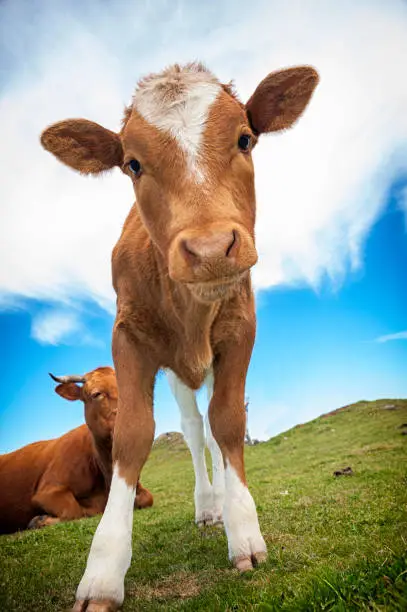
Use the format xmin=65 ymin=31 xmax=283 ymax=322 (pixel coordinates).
xmin=1 ymin=0 xmax=407 ymax=315
xmin=31 ymin=310 xmax=81 ymax=345
xmin=375 ymin=330 xmax=407 ymax=344
xmin=31 ymin=307 xmax=105 ymax=346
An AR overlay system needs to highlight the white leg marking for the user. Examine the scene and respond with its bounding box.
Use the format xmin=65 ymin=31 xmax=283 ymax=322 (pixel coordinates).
xmin=205 ymin=369 xmax=225 ymax=524
xmin=166 ymin=370 xmax=215 ymax=525
xmin=223 ymin=461 xmax=267 ymax=564
xmin=76 ymin=464 xmax=135 ymax=605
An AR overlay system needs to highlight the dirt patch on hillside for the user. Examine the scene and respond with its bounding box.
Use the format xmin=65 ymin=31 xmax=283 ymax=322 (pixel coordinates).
xmin=129 ymin=570 xmax=201 ymax=601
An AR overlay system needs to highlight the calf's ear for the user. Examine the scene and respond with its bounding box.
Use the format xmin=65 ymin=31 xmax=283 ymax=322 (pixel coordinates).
xmin=55 ymin=383 xmax=82 ymax=401
xmin=40 ymin=119 xmax=123 ymax=174
xmin=245 ymin=66 xmax=319 ymax=134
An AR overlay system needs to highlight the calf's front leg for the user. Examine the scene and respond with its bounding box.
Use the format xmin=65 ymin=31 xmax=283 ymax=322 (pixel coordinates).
xmin=209 ymin=324 xmax=267 ymax=572
xmin=73 ymin=328 xmax=156 ymax=612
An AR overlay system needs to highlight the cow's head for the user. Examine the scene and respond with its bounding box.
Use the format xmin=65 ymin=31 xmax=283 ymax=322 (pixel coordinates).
xmin=50 ymin=367 xmax=117 ymax=442
xmin=41 ymin=63 xmax=319 ymax=302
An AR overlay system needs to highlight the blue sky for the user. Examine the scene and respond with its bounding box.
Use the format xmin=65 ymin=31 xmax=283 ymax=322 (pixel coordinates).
xmin=1 ymin=0 xmax=407 ymax=452
xmin=1 ymin=192 xmax=406 ymax=452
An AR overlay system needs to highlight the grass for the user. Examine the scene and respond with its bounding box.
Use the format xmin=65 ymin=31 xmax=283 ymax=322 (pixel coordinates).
xmin=1 ymin=398 xmax=406 ymax=611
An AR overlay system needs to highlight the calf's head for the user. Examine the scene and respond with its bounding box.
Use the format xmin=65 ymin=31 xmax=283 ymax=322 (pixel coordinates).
xmin=50 ymin=367 xmax=118 ymax=442
xmin=41 ymin=63 xmax=318 ymax=302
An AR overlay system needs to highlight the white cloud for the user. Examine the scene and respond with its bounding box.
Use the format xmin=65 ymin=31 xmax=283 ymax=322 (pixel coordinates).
xmin=1 ymin=0 xmax=407 ymax=315
xmin=375 ymin=330 xmax=407 ymax=343
xmin=31 ymin=309 xmax=81 ymax=345
xmin=31 ymin=307 xmax=105 ymax=346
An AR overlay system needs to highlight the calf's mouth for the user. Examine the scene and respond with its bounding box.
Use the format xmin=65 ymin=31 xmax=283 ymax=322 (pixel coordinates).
xmin=187 ymin=271 xmax=248 ymax=303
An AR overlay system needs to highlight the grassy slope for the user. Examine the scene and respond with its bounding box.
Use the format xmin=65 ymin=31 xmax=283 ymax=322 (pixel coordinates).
xmin=1 ymin=399 xmax=406 ymax=611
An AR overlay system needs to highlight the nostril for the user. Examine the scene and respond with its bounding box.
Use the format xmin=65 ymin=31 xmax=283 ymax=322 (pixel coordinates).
xmin=226 ymin=230 xmax=237 ymax=257
xmin=182 ymin=230 xmax=237 ymax=260
xmin=182 ymin=240 xmax=199 ymax=259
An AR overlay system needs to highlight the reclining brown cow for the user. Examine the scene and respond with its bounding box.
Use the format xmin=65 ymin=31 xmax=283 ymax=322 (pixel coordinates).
xmin=0 ymin=367 xmax=153 ymax=534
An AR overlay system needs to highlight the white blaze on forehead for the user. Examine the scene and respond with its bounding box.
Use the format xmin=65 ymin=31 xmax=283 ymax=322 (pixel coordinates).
xmin=132 ymin=64 xmax=222 ymax=182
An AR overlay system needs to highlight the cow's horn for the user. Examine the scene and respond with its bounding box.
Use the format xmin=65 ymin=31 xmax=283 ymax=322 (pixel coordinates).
xmin=49 ymin=373 xmax=85 ymax=384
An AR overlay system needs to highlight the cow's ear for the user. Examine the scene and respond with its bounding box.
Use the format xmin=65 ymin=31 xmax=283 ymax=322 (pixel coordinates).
xmin=41 ymin=119 xmax=123 ymax=175
xmin=245 ymin=66 xmax=319 ymax=134
xmin=55 ymin=383 xmax=82 ymax=401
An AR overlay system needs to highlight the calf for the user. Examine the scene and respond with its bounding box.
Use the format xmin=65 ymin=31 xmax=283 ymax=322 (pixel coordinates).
xmin=0 ymin=367 xmax=153 ymax=534
xmin=41 ymin=61 xmax=319 ymax=611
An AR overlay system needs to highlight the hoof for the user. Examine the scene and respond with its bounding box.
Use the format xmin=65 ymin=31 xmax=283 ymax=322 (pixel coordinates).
xmin=28 ymin=515 xmax=47 ymax=530
xmin=234 ymin=555 xmax=254 ymax=572
xmin=72 ymin=600 xmax=120 ymax=612
xmin=252 ymin=550 xmax=267 ymax=566
xmin=196 ymin=517 xmax=224 ymax=529
xmin=234 ymin=550 xmax=267 ymax=572
xmin=196 ymin=510 xmax=224 ymax=529
xmin=28 ymin=515 xmax=60 ymax=529
xmin=28 ymin=515 xmax=59 ymax=530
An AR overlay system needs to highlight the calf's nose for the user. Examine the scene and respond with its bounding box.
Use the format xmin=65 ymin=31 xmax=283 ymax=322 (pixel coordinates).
xmin=183 ymin=230 xmax=236 ymax=260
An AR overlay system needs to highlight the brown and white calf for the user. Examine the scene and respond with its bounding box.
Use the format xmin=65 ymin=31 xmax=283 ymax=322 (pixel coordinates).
xmin=0 ymin=367 xmax=153 ymax=534
xmin=41 ymin=61 xmax=319 ymax=611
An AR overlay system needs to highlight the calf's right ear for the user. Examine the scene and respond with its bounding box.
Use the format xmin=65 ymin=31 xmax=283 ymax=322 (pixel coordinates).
xmin=55 ymin=383 xmax=82 ymax=401
xmin=40 ymin=119 xmax=123 ymax=175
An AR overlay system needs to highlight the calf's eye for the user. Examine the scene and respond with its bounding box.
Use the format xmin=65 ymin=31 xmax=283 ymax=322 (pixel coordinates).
xmin=128 ymin=159 xmax=142 ymax=177
xmin=238 ymin=134 xmax=251 ymax=152
xmin=91 ymin=391 xmax=103 ymax=400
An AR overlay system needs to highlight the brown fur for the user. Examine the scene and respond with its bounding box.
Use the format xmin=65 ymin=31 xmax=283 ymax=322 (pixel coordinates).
xmin=0 ymin=367 xmax=153 ymax=535
xmin=246 ymin=66 xmax=319 ymax=133
xmin=40 ymin=62 xmax=319 ymax=609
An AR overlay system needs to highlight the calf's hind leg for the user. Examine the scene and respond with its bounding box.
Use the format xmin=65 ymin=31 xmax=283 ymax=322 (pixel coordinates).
xmin=204 ymin=371 xmax=225 ymax=526
xmin=166 ymin=371 xmax=215 ymax=526
xmin=73 ymin=328 xmax=156 ymax=612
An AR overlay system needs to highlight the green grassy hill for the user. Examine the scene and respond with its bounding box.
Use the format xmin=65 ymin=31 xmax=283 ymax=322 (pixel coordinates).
xmin=1 ymin=399 xmax=406 ymax=611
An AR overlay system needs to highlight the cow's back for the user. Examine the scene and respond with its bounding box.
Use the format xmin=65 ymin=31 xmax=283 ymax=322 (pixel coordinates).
xmin=0 ymin=439 xmax=56 ymax=534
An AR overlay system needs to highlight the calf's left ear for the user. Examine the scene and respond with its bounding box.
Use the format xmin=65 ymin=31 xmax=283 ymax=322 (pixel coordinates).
xmin=245 ymin=66 xmax=319 ymax=134
xmin=55 ymin=383 xmax=82 ymax=401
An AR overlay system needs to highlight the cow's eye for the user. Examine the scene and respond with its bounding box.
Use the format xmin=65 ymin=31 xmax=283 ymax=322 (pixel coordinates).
xmin=91 ymin=391 xmax=103 ymax=400
xmin=238 ymin=134 xmax=251 ymax=152
xmin=128 ymin=159 xmax=142 ymax=177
